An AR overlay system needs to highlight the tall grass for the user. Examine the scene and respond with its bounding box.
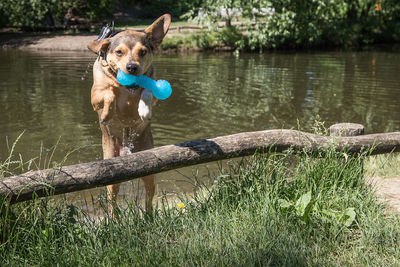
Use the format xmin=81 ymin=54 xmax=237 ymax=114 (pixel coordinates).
xmin=1 ymin=146 xmax=400 ymax=265
xmin=366 ymin=153 xmax=400 ymax=178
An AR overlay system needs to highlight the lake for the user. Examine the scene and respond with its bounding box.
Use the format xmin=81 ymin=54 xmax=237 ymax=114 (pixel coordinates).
xmin=0 ymin=49 xmax=399 ymax=211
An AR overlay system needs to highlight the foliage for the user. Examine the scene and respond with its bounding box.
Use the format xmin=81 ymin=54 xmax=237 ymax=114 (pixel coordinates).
xmin=186 ymin=0 xmax=400 ymax=50
xmin=0 ymin=0 xmax=202 ymax=28
xmin=193 ymin=32 xmax=218 ymax=49
xmin=187 ymin=27 xmax=243 ymax=50
xmin=215 ymin=26 xmax=243 ymax=47
xmin=0 ymin=0 xmax=62 ymax=27
xmin=130 ymin=0 xmax=203 ymax=18
xmin=184 ymin=0 xmax=242 ymax=27
xmin=0 ymin=0 xmax=117 ymax=28
xmin=79 ymin=0 xmax=117 ymax=22
xmin=159 ymin=35 xmax=197 ymax=50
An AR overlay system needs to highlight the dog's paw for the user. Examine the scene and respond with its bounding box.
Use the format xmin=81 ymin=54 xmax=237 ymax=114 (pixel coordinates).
xmin=100 ymin=105 xmax=114 ymax=124
xmin=138 ymin=90 xmax=153 ymax=121
xmin=100 ymin=90 xmax=116 ymax=124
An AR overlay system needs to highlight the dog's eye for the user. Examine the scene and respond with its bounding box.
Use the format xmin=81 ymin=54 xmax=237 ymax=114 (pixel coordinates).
xmin=115 ymin=50 xmax=123 ymax=57
xmin=139 ymin=49 xmax=147 ymax=57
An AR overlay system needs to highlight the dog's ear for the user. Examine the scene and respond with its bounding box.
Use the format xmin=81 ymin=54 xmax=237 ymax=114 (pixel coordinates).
xmin=144 ymin=14 xmax=171 ymax=49
xmin=87 ymin=39 xmax=111 ymax=54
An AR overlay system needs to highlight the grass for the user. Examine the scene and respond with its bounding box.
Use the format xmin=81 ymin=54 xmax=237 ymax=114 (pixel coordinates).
xmin=1 ymin=142 xmax=400 ymax=266
xmin=366 ymin=153 xmax=400 ymax=178
xmin=160 ymin=35 xmax=199 ymax=50
xmin=159 ymin=27 xmax=247 ymax=51
xmin=159 ymin=30 xmax=238 ymax=51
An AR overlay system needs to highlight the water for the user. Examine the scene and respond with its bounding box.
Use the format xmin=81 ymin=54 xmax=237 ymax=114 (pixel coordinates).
xmin=0 ymin=49 xmax=399 ymax=209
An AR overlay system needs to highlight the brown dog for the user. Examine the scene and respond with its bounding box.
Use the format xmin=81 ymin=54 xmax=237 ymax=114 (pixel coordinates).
xmin=87 ymin=14 xmax=171 ymax=213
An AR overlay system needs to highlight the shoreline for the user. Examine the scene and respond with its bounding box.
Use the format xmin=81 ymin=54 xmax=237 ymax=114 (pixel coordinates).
xmin=0 ymin=32 xmax=98 ymax=51
xmin=1 ymin=31 xmax=399 ymax=53
xmin=0 ymin=32 xmax=206 ymax=54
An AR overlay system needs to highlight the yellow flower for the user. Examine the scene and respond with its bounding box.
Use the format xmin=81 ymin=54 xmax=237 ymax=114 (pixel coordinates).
xmin=177 ymin=203 xmax=185 ymax=209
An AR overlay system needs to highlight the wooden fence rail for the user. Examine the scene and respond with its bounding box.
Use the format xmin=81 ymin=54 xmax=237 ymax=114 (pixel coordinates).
xmin=1 ymin=124 xmax=400 ymax=204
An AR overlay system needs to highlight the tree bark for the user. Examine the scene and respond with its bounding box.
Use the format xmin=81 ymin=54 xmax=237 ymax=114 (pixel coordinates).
xmin=1 ymin=129 xmax=399 ymax=204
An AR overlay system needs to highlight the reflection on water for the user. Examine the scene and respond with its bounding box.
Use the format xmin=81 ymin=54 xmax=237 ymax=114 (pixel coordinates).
xmin=0 ymin=49 xmax=399 ymax=207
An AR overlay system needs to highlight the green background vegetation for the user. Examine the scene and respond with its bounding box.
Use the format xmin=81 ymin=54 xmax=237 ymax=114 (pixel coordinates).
xmin=0 ymin=0 xmax=200 ymax=27
xmin=188 ymin=0 xmax=400 ymax=49
xmin=0 ymin=0 xmax=117 ymax=27
xmin=0 ymin=0 xmax=399 ymax=49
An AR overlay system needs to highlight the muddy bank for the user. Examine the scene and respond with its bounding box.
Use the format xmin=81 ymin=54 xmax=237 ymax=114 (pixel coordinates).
xmin=0 ymin=32 xmax=98 ymax=51
xmin=0 ymin=32 xmax=202 ymax=53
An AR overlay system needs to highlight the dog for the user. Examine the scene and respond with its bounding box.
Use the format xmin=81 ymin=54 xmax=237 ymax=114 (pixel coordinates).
xmin=87 ymin=14 xmax=171 ymax=214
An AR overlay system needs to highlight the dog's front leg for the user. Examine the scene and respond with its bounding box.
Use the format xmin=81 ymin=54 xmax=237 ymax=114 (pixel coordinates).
xmin=100 ymin=89 xmax=116 ymax=124
xmin=138 ymin=89 xmax=153 ymax=121
xmin=92 ymin=87 xmax=117 ymax=124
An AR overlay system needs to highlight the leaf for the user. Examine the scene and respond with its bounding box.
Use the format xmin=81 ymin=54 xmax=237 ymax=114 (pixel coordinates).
xmin=321 ymin=209 xmax=336 ymax=220
xmin=295 ymin=191 xmax=312 ymax=217
xmin=278 ymin=199 xmax=293 ymax=210
xmin=341 ymin=208 xmax=356 ymax=227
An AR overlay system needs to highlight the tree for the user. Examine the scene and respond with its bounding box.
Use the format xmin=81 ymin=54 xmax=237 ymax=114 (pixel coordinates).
xmin=0 ymin=0 xmax=116 ymax=28
xmin=186 ymin=0 xmax=400 ymax=49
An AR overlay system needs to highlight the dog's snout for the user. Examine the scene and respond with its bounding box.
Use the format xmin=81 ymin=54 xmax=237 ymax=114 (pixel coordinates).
xmin=126 ymin=63 xmax=139 ymax=75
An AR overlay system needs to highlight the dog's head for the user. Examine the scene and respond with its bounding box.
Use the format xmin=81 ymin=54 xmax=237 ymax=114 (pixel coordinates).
xmin=87 ymin=14 xmax=171 ymax=76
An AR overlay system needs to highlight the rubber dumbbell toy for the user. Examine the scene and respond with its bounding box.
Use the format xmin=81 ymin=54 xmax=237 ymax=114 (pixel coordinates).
xmin=117 ymin=70 xmax=172 ymax=100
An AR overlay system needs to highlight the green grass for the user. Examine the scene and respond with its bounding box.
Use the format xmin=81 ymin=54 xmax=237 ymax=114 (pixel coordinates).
xmin=366 ymin=153 xmax=400 ymax=178
xmin=159 ymin=35 xmax=202 ymax=50
xmin=159 ymin=30 xmax=236 ymax=51
xmin=1 ymin=144 xmax=400 ymax=266
xmin=159 ymin=27 xmax=248 ymax=51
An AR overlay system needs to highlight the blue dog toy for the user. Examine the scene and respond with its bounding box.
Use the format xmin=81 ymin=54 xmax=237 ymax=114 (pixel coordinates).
xmin=117 ymin=70 xmax=172 ymax=100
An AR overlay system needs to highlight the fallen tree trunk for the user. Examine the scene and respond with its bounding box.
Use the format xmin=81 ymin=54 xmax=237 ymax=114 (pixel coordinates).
xmin=1 ymin=129 xmax=400 ymax=204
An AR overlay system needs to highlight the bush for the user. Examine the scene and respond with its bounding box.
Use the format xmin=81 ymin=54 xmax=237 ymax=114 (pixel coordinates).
xmin=159 ymin=35 xmax=197 ymax=50
xmin=0 ymin=0 xmax=117 ymax=28
xmin=0 ymin=0 xmax=202 ymax=28
xmin=134 ymin=0 xmax=203 ymax=18
xmin=187 ymin=0 xmax=400 ymax=49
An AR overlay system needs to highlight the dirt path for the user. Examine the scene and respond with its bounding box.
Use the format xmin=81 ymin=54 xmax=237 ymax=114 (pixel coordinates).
xmin=0 ymin=32 xmax=98 ymax=51
xmin=369 ymin=176 xmax=400 ymax=212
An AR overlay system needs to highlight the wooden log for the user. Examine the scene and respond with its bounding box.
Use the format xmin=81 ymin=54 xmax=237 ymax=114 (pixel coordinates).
xmin=330 ymin=123 xmax=365 ymax=169
xmin=1 ymin=129 xmax=400 ymax=204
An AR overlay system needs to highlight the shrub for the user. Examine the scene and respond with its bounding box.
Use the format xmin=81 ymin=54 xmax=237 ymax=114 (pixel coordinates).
xmin=0 ymin=0 xmax=117 ymax=28
xmin=186 ymin=0 xmax=400 ymax=49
